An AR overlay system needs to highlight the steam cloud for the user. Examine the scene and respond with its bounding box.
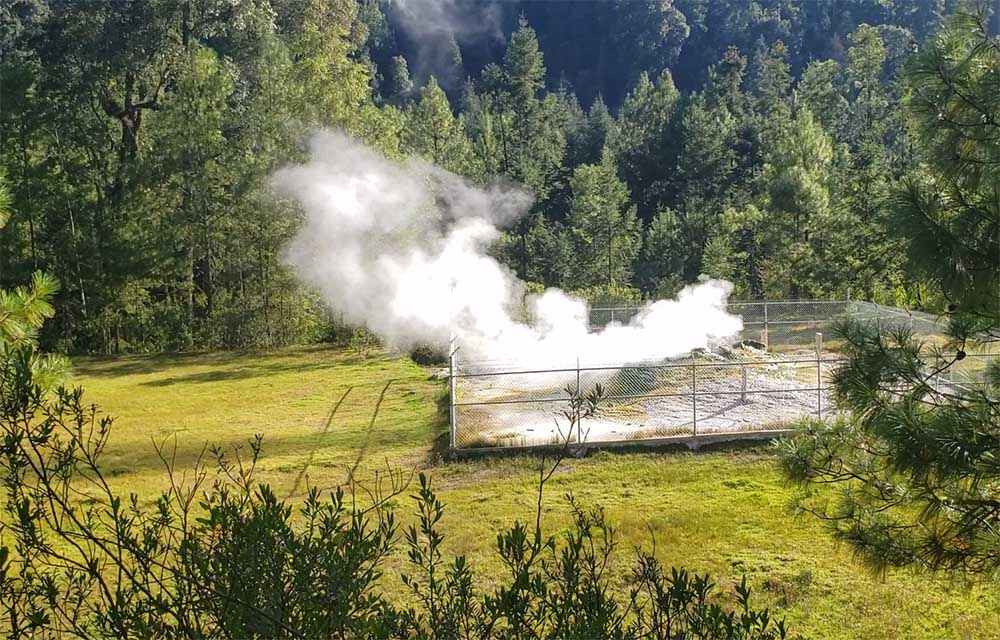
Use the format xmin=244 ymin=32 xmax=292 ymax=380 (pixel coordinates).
xmin=274 ymin=130 xmax=742 ymax=368
xmin=390 ymin=0 xmax=503 ymax=43
xmin=387 ymin=0 xmax=504 ymax=87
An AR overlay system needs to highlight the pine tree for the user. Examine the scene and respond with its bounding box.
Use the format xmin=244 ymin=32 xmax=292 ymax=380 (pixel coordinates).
xmin=405 ymin=77 xmax=476 ymax=175
xmin=750 ymin=40 xmax=793 ymax=120
xmin=444 ymin=35 xmax=464 ymax=89
xmin=846 ymin=23 xmax=889 ymax=146
xmin=613 ymin=69 xmax=682 ymax=218
xmin=797 ymin=59 xmax=848 ymax=137
xmin=721 ymin=106 xmax=840 ymax=299
xmin=0 ymin=176 xmax=67 ymax=389
xmin=388 ymin=55 xmax=414 ymax=101
xmin=566 ymin=96 xmax=616 ymax=166
xmin=636 ymin=207 xmax=686 ymax=295
xmin=503 ymin=17 xmax=546 ymax=109
xmin=700 ymin=234 xmax=741 ymax=288
xmin=779 ymin=2 xmax=1000 ymax=578
xmin=477 ymin=17 xmax=569 ymax=279
xmin=840 ymin=23 xmax=903 ymax=300
xmin=565 ymin=160 xmax=641 ymax=289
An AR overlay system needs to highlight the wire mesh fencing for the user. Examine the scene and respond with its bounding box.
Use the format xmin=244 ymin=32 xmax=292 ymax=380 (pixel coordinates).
xmin=451 ymin=352 xmax=840 ymax=448
xmin=449 ymin=300 xmax=994 ymax=450
xmin=591 ymin=300 xmax=856 ymax=349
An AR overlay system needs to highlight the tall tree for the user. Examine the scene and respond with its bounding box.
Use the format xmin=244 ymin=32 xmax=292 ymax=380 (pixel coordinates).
xmin=797 ymin=59 xmax=848 ymax=137
xmin=565 ymin=96 xmax=616 ymax=167
xmin=721 ymin=107 xmax=842 ymax=299
xmin=637 ymin=207 xmax=687 ymax=296
xmin=613 ymin=69 xmax=682 ymax=219
xmin=565 ymin=160 xmax=641 ymax=289
xmin=386 ymin=54 xmax=414 ymax=102
xmin=405 ymin=76 xmax=476 ymax=175
xmin=846 ymin=23 xmax=890 ymax=147
xmin=779 ymin=2 xmax=1000 ymax=578
xmin=478 ymin=18 xmax=568 ymax=278
xmin=750 ymin=39 xmax=793 ymax=121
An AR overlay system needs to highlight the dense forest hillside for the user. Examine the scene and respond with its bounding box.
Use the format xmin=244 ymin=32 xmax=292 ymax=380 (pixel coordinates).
xmin=378 ymin=0 xmax=951 ymax=104
xmin=0 ymin=0 xmax=991 ymax=353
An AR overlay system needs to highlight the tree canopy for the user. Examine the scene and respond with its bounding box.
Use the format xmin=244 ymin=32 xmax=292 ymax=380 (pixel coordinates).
xmin=0 ymin=0 xmax=978 ymax=353
xmin=778 ymin=3 xmax=1000 ymax=578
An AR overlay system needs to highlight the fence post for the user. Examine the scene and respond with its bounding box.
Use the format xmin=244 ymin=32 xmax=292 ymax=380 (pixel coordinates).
xmin=449 ymin=341 xmax=457 ymax=449
xmin=815 ymin=332 xmax=823 ymax=418
xmin=576 ymin=356 xmax=582 ymax=444
xmin=763 ymin=301 xmax=769 ymax=340
xmin=740 ymin=364 xmax=747 ymax=402
xmin=610 ymin=308 xmax=615 ymax=324
xmin=691 ymin=353 xmax=698 ymax=436
xmin=761 ymin=328 xmax=768 ymax=350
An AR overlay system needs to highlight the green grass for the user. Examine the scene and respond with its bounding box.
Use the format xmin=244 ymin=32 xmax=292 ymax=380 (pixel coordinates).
xmin=73 ymin=345 xmax=999 ymax=640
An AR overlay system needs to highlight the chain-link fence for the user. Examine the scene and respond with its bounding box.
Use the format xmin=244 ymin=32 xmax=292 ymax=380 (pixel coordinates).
xmin=449 ymin=300 xmax=994 ymax=450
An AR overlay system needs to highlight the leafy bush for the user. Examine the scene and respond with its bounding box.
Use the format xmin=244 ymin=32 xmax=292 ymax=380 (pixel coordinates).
xmin=1 ymin=364 xmax=787 ymax=638
xmin=409 ymin=343 xmax=448 ymax=366
xmin=606 ymin=366 xmax=662 ymax=397
xmin=572 ymin=282 xmax=644 ymax=308
xmin=348 ymin=327 xmax=382 ymax=354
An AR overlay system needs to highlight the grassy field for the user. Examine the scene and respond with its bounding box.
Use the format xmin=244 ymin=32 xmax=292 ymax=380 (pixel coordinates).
xmin=73 ymin=344 xmax=998 ymax=639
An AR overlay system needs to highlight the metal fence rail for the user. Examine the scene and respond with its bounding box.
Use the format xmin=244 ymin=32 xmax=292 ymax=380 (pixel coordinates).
xmin=448 ymin=300 xmax=992 ymax=450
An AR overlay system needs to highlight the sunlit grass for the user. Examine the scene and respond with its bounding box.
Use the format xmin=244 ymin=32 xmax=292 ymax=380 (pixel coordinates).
xmin=73 ymin=345 xmax=1000 ymax=640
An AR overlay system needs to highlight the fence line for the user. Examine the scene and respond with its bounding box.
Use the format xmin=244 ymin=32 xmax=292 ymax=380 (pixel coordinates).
xmin=449 ymin=299 xmax=992 ymax=450
xmin=456 ymin=354 xmax=845 ymax=378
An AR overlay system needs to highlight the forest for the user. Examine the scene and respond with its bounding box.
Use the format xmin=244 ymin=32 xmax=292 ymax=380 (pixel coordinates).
xmin=3 ymin=1 xmax=1000 ymax=638
xmin=1 ymin=0 xmax=977 ymax=354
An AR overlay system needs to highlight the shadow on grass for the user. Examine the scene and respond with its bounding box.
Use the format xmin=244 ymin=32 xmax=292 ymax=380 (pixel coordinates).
xmin=138 ymin=359 xmax=345 ymax=387
xmin=75 ymin=348 xmax=314 ymax=378
xmin=74 ymin=344 xmax=402 ymax=375
xmin=427 ymin=388 xmax=454 ymax=464
xmin=448 ymin=437 xmax=777 ymax=463
xmin=73 ymin=346 xmax=404 ymax=385
xmin=284 ymin=385 xmax=355 ymax=498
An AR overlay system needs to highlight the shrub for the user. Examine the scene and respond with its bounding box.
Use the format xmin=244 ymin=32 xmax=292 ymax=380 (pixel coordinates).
xmin=409 ymin=343 xmax=448 ymax=366
xmin=606 ymin=366 xmax=662 ymax=397
xmin=1 ymin=360 xmax=787 ymax=638
xmin=347 ymin=327 xmax=382 ymax=354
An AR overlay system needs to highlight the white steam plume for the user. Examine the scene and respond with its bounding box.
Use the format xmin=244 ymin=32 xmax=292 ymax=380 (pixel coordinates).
xmin=388 ymin=0 xmax=504 ymax=87
xmin=274 ymin=130 xmax=742 ymax=368
xmin=390 ymin=0 xmax=504 ymax=44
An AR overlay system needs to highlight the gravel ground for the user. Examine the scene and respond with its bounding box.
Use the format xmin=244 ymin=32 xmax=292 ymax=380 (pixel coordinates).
xmin=454 ymin=349 xmax=838 ymax=447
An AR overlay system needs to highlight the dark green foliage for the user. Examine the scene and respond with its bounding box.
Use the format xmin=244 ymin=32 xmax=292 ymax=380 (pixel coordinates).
xmin=606 ymin=366 xmax=661 ymax=397
xmin=777 ymin=2 xmax=1000 ymax=578
xmin=409 ymin=343 xmax=447 ymax=366
xmin=0 ymin=315 xmax=788 ymax=637
xmin=565 ymin=160 xmax=641 ymax=289
xmin=0 ymin=0 xmax=963 ymax=356
xmin=0 ymin=0 xmax=381 ymax=353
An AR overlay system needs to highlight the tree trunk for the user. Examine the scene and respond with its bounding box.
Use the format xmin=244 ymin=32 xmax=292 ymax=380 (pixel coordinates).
xmin=67 ymin=206 xmax=88 ymax=317
xmin=19 ymin=122 xmax=38 ymax=269
xmin=187 ymin=245 xmax=195 ymax=326
xmin=607 ymin=220 xmax=613 ymax=287
xmin=260 ymin=247 xmax=272 ymax=345
xmin=201 ymin=205 xmax=214 ymax=317
xmin=496 ymin=111 xmax=511 ymax=173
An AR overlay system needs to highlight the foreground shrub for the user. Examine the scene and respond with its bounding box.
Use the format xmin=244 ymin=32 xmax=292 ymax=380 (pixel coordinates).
xmin=409 ymin=343 xmax=448 ymax=366
xmin=1 ymin=323 xmax=786 ymax=638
